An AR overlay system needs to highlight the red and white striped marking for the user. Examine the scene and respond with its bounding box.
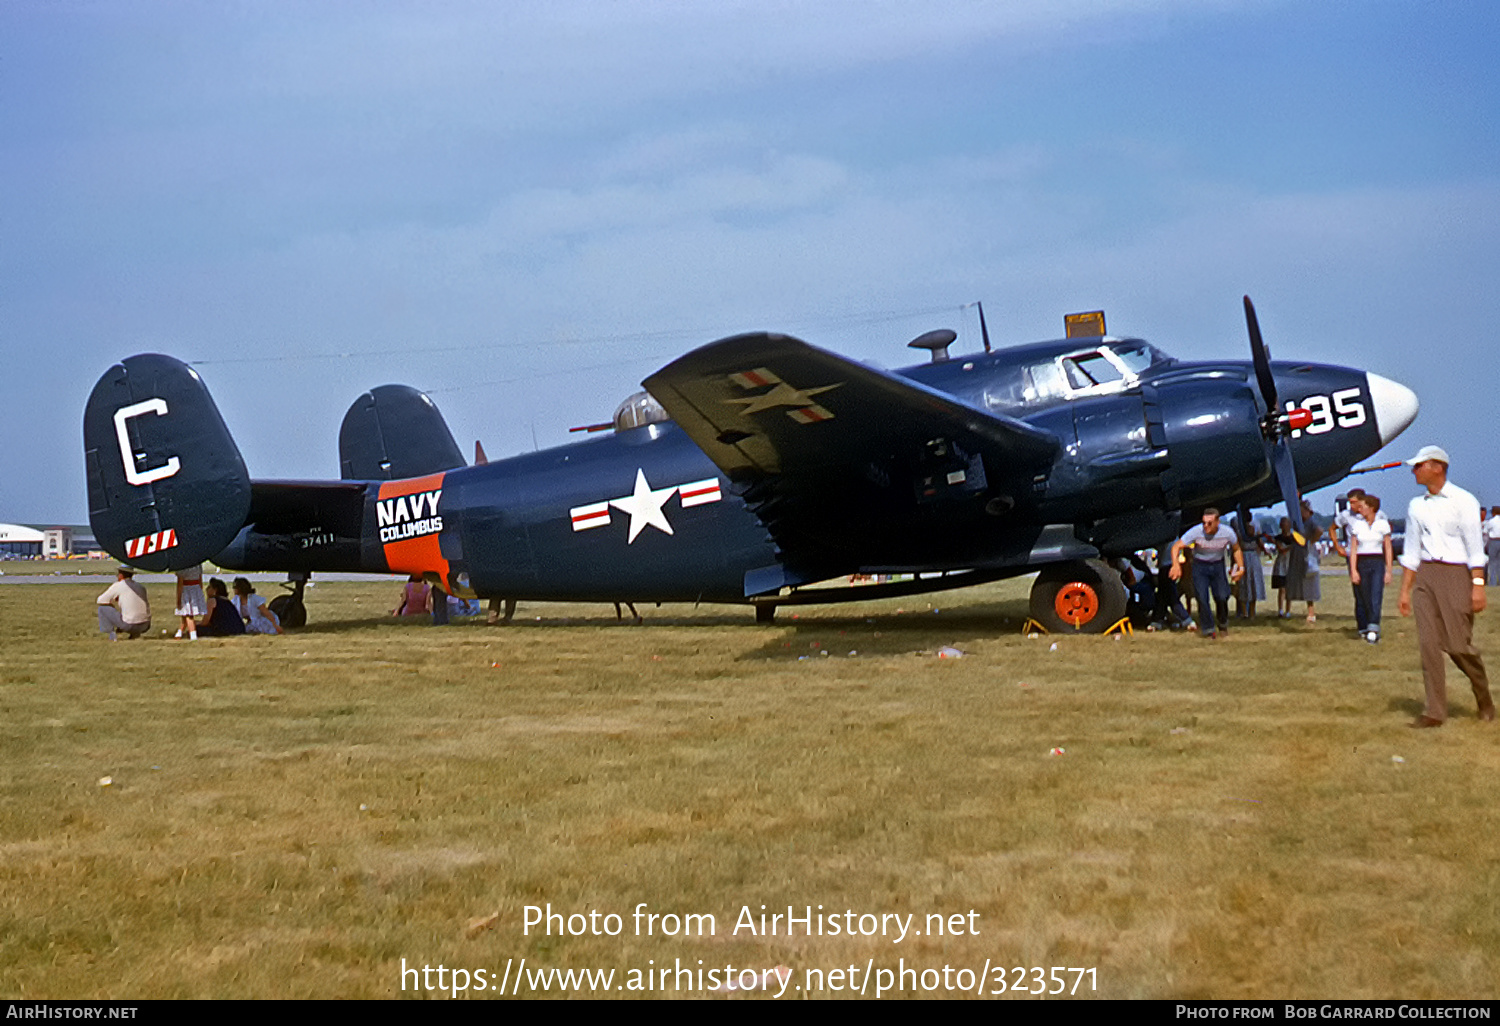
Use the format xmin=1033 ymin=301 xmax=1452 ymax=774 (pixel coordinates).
xmin=125 ymin=529 xmax=177 ymax=558
xmin=569 ymin=501 xmax=612 ymax=532
xmin=678 ymin=478 xmax=722 ymax=507
xmin=729 ymin=367 xmax=780 ymax=390
xmin=787 ymin=405 xmax=833 ymax=424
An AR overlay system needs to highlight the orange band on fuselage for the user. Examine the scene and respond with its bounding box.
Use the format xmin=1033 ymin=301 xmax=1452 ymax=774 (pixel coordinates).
xmin=377 ymin=472 xmax=450 ymax=584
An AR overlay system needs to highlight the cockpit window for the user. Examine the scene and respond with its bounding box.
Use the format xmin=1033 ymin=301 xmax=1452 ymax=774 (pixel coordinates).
xmin=1063 ymin=350 xmax=1125 ymax=389
xmin=1021 ymin=360 xmax=1068 ymax=402
xmin=1107 ymin=342 xmax=1162 ymax=376
xmin=613 ymin=391 xmax=671 ymax=431
xmin=981 ymin=340 xmax=1172 ymax=414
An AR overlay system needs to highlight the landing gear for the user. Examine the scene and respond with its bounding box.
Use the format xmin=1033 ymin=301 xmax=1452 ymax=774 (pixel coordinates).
xmin=1028 ymin=560 xmax=1127 ymax=634
xmin=267 ymin=572 xmax=309 ymax=629
xmin=754 ymin=603 xmax=777 ymax=624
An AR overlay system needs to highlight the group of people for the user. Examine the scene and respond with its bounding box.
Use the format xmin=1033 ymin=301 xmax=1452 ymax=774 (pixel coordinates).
xmin=96 ymin=567 xmax=282 ymax=640
xmin=392 ymin=574 xmax=483 ymax=624
xmin=1160 ymin=443 xmax=1491 ymax=728
xmin=1486 ymin=504 xmax=1500 ymax=587
xmin=1158 ymin=491 xmax=1394 ymax=643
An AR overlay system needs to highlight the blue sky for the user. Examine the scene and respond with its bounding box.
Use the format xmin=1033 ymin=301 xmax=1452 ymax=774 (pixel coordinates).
xmin=4 ymin=0 xmax=1498 ymax=526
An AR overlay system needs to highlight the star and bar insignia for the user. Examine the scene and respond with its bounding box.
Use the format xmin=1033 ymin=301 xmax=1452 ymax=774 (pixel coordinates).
xmin=569 ymin=471 xmax=723 ymax=543
xmin=725 ymin=367 xmax=841 ymax=423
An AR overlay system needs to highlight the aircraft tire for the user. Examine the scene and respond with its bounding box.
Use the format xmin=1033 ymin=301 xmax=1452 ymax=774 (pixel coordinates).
xmin=1029 ymin=559 xmax=1127 ymax=634
xmin=268 ymin=594 xmax=307 ymax=629
xmin=755 ymin=604 xmax=777 ymax=624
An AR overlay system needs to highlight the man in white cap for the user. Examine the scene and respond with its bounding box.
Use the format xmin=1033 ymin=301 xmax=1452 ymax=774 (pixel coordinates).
xmin=96 ymin=566 xmax=151 ymax=640
xmin=1396 ymin=445 xmax=1491 ymax=727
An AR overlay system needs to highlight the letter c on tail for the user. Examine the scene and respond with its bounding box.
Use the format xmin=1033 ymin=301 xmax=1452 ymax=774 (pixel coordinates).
xmin=114 ymin=398 xmax=182 ymax=486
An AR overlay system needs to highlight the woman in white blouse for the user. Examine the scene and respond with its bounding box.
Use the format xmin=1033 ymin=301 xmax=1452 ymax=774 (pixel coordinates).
xmin=1346 ymin=494 xmax=1393 ymax=643
xmin=231 ymin=577 xmax=284 ymax=635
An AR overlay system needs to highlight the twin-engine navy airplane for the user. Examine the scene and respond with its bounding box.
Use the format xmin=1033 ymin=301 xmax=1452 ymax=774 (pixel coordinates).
xmin=83 ymin=299 xmax=1419 ymax=633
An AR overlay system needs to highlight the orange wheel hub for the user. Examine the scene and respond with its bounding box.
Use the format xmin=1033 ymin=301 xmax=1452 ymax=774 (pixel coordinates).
xmin=1054 ymin=581 xmax=1099 ymax=627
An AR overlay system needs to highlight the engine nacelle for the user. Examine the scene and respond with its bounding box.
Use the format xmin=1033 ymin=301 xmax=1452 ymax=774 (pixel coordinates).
xmin=1148 ymin=378 xmax=1270 ymax=509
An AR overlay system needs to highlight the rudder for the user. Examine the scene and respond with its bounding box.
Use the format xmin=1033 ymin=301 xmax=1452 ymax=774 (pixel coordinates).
xmin=83 ymin=354 xmax=252 ymax=571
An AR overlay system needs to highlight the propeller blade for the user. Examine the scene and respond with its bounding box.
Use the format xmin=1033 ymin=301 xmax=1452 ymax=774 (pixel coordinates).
xmin=1247 ymin=296 xmax=1306 ymax=541
xmin=1270 ymin=438 xmax=1308 ymax=546
xmin=1244 ymin=295 xmax=1278 ymax=415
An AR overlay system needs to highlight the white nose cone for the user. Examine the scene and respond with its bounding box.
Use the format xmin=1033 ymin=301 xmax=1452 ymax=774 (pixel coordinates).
xmin=1366 ymin=373 xmax=1419 ymax=445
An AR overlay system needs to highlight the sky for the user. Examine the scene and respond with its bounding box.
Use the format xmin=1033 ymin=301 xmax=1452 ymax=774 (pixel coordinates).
xmin=4 ymin=0 xmax=1499 ymax=527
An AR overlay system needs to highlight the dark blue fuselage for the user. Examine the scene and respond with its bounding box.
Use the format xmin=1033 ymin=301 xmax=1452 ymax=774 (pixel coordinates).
xmin=446 ymin=424 xmax=776 ymax=603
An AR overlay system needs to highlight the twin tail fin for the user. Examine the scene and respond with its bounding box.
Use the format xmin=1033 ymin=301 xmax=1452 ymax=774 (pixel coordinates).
xmin=83 ymin=355 xmax=252 ymax=571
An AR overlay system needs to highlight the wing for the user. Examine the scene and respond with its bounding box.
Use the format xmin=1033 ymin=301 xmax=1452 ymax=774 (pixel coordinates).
xmin=644 ymin=333 xmax=1061 ymax=585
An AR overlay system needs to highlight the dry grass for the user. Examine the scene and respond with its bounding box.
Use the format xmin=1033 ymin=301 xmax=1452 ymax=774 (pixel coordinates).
xmin=2 ymin=569 xmax=1498 ymax=999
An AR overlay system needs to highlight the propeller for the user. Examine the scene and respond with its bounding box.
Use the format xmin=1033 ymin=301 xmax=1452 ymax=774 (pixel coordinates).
xmin=1244 ymin=296 xmax=1312 ymax=545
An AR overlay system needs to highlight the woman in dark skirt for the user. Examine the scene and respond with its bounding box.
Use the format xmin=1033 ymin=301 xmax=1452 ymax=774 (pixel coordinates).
xmin=1271 ymin=517 xmax=1294 ymax=617
xmin=200 ymin=578 xmax=246 ymax=636
xmin=1285 ymin=501 xmax=1323 ymax=623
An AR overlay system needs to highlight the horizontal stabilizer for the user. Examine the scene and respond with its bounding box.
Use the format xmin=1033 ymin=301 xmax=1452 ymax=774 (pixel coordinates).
xmin=339 ymin=384 xmax=466 ymax=480
xmin=83 ymin=354 xmax=252 ymax=571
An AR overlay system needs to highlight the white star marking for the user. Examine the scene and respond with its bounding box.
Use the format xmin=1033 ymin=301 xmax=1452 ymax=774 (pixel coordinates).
xmin=608 ymin=469 xmax=678 ymax=543
xmin=725 ymin=380 xmax=842 ymax=416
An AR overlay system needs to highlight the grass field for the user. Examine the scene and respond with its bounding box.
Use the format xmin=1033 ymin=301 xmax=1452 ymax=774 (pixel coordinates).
xmin=2 ymin=569 xmax=1498 ymax=1000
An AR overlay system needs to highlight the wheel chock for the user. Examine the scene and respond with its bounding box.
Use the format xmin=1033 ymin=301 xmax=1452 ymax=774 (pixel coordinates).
xmin=1021 ymin=616 xmax=1133 ymax=637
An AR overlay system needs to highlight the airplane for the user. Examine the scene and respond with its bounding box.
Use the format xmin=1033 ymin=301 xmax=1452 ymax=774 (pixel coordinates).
xmin=81 ymin=298 xmax=1419 ymax=634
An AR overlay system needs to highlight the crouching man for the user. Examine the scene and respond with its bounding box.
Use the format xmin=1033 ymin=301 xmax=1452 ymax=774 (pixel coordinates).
xmin=97 ymin=566 xmax=151 ymax=640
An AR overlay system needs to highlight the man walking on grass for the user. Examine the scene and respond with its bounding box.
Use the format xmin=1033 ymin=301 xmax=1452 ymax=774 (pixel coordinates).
xmin=1169 ymin=508 xmax=1245 ymax=640
xmin=1397 ymin=446 xmax=1492 ymax=728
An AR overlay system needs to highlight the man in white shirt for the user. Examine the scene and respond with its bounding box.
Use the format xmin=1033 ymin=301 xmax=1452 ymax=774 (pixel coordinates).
xmin=1484 ymin=505 xmax=1500 ymax=587
xmin=97 ymin=567 xmax=151 ymax=640
xmin=1396 ymin=446 xmax=1491 ymax=727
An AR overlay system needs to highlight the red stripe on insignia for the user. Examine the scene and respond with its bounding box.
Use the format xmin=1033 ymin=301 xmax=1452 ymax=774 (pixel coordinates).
xmin=732 ymin=368 xmax=776 ymax=389
xmin=569 ymin=502 xmax=611 ymax=531
xmin=678 ymin=478 xmax=722 ymax=507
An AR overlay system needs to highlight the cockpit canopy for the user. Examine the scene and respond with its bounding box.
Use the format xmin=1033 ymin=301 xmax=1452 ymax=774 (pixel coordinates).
xmin=614 ymin=390 xmax=671 ymax=431
xmin=982 ymin=339 xmax=1172 ymax=414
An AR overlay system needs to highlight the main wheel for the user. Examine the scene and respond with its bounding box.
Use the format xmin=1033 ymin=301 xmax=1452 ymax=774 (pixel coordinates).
xmin=1029 ymin=560 xmax=1127 ymax=634
xmin=267 ymin=594 xmax=307 ymax=629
